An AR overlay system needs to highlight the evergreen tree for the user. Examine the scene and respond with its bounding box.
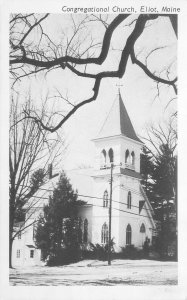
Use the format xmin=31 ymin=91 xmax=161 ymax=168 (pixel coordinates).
xmin=140 ymin=142 xmax=177 ymax=258
xmin=151 ymin=144 xmax=177 ymax=257
xmin=35 ymin=171 xmax=84 ymax=265
xmin=140 ymin=146 xmax=154 ymax=202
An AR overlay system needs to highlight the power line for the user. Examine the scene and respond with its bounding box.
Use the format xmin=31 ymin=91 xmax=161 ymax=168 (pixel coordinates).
xmin=80 ymin=203 xmax=152 ymax=220
xmin=79 ymin=193 xmax=153 ymax=214
xmin=66 ymin=168 xmax=145 ymax=196
xmin=17 ymin=184 xmax=154 ymax=213
xmin=23 ymin=194 xmax=153 ymax=220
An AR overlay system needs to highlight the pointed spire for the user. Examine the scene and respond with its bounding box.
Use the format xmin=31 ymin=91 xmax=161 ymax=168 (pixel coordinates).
xmin=95 ymin=92 xmax=142 ymax=143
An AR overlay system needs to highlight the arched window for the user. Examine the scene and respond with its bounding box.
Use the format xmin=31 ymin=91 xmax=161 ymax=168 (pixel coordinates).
xmin=103 ymin=190 xmax=109 ymax=207
xmin=131 ymin=151 xmax=135 ymax=165
xmin=108 ymin=148 xmax=114 ymax=163
xmin=140 ymin=223 xmax=146 ymax=246
xmin=78 ymin=218 xmax=83 ymax=243
xmin=18 ymin=231 xmax=21 ymax=240
xmin=126 ymin=224 xmax=132 ymax=245
xmin=101 ymin=222 xmax=109 ymax=244
xmin=100 ymin=149 xmax=106 ymax=167
xmin=83 ymin=219 xmax=88 ymax=243
xmin=16 ymin=249 xmax=21 ymax=258
xmin=127 ymin=191 xmax=131 ymax=209
xmin=125 ymin=149 xmax=130 ymax=163
xmin=140 ymin=223 xmax=146 ymax=233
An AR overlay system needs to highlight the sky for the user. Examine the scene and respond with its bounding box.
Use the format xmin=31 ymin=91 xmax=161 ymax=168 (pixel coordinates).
xmin=10 ymin=14 xmax=177 ymax=170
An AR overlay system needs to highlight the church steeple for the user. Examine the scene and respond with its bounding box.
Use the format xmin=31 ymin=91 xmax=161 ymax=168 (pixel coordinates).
xmin=96 ymin=92 xmax=142 ymax=143
xmin=93 ymin=92 xmax=143 ymax=174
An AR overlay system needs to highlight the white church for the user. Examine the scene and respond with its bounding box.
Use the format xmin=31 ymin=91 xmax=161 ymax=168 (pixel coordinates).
xmin=12 ymin=92 xmax=156 ymax=267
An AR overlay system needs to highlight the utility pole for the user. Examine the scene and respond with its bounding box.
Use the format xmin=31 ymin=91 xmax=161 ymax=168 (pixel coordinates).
xmin=108 ymin=162 xmax=113 ymax=265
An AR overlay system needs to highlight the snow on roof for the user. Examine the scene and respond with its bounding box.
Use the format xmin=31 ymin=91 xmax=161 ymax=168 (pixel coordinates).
xmin=23 ymin=175 xmax=59 ymax=209
xmin=66 ymin=168 xmax=94 ymax=205
xmin=24 ymin=168 xmax=94 ymax=210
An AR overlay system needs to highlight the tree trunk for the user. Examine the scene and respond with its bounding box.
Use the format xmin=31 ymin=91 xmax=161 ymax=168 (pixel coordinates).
xmin=9 ymin=238 xmax=13 ymax=268
xmin=9 ymin=202 xmax=14 ymax=268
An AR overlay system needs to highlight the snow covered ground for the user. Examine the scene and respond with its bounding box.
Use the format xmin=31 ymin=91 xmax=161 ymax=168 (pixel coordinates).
xmin=9 ymin=259 xmax=177 ymax=286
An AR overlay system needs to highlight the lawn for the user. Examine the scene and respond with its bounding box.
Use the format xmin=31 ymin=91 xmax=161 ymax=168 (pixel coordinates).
xmin=9 ymin=259 xmax=177 ymax=286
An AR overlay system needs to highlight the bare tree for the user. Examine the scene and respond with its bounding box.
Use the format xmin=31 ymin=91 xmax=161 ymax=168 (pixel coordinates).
xmin=142 ymin=116 xmax=177 ymax=257
xmin=9 ymin=95 xmax=64 ymax=267
xmin=142 ymin=115 xmax=177 ymax=218
xmin=143 ymin=115 xmax=177 ymax=156
xmin=9 ymin=14 xmax=177 ymax=132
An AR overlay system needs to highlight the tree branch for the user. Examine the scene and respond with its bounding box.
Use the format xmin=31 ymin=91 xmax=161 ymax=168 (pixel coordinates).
xmin=10 ymin=14 xmax=177 ymax=132
xmin=130 ymin=48 xmax=177 ymax=94
xmin=10 ymin=14 xmax=129 ymax=67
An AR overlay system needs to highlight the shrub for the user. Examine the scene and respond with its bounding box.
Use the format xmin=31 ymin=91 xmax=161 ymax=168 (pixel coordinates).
xmin=152 ymin=235 xmax=177 ymax=261
xmin=46 ymin=244 xmax=83 ymax=266
xmin=88 ymin=240 xmax=115 ymax=261
xmin=120 ymin=245 xmax=144 ymax=259
xmin=89 ymin=244 xmax=108 ymax=261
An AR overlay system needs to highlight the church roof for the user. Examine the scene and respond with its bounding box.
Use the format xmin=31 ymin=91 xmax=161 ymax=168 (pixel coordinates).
xmin=140 ymin=184 xmax=156 ymax=229
xmin=120 ymin=168 xmax=142 ymax=179
xmin=95 ymin=92 xmax=142 ymax=143
xmin=66 ymin=168 xmax=94 ymax=205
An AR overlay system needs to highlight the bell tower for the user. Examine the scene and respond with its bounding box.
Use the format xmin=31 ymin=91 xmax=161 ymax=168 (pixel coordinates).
xmin=92 ymin=91 xmax=143 ymax=174
xmin=90 ymin=91 xmax=144 ymax=248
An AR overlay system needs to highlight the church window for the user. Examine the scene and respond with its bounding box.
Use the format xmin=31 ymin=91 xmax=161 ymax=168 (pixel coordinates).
xmin=131 ymin=151 xmax=135 ymax=165
xmin=78 ymin=217 xmax=83 ymax=243
xmin=140 ymin=223 xmax=146 ymax=233
xmin=126 ymin=224 xmax=132 ymax=245
xmin=83 ymin=219 xmax=88 ymax=243
xmin=108 ymin=148 xmax=114 ymax=163
xmin=101 ymin=222 xmax=109 ymax=244
xmin=103 ymin=190 xmax=109 ymax=207
xmin=18 ymin=231 xmax=21 ymax=239
xmin=33 ymin=224 xmax=37 ymax=240
xmin=100 ymin=149 xmax=106 ymax=167
xmin=16 ymin=249 xmax=21 ymax=258
xmin=127 ymin=191 xmax=131 ymax=209
xmin=30 ymin=250 xmax=34 ymax=258
xmin=125 ymin=149 xmax=130 ymax=163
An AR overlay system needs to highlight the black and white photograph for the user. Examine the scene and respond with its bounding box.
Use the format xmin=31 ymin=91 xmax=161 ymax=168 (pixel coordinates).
xmin=1 ymin=1 xmax=187 ymax=299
